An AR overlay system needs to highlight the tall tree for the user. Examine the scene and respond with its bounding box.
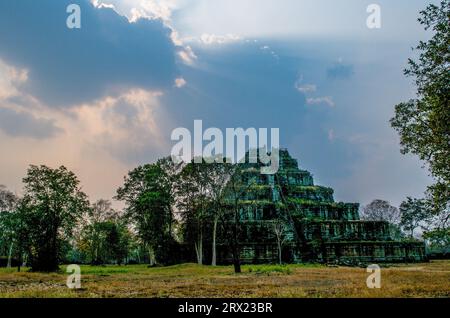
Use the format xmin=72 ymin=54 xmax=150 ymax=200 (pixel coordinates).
xmin=20 ymin=165 xmax=89 ymax=271
xmin=176 ymin=159 xmax=211 ymax=265
xmin=157 ymin=157 xmax=182 ymax=235
xmin=79 ymin=220 xmax=130 ymax=265
xmin=78 ymin=199 xmax=121 ymax=264
xmin=207 ymin=160 xmax=234 ymax=266
xmin=272 ymin=219 xmax=289 ymax=265
xmin=399 ymin=197 xmax=430 ymax=238
xmin=390 ymin=1 xmax=449 ymax=213
xmin=221 ymin=164 xmax=256 ymax=273
xmin=0 ymin=185 xmax=18 ymax=268
xmin=116 ymin=162 xmax=173 ymax=265
xmin=361 ymin=199 xmax=401 ymax=224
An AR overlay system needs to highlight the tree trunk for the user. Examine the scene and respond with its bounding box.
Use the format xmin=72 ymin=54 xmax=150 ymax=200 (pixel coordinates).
xmin=17 ymin=252 xmax=21 ymax=272
xmin=194 ymin=243 xmax=199 ymax=263
xmin=148 ymin=246 xmax=156 ymax=266
xmin=277 ymin=240 xmax=282 ymax=265
xmin=232 ymin=202 xmax=241 ymax=273
xmin=195 ymin=230 xmax=203 ymax=265
xmin=232 ymin=244 xmax=241 ymax=273
xmin=199 ymin=237 xmax=203 ymax=264
xmin=7 ymin=242 xmax=13 ymax=268
xmin=212 ymin=216 xmax=219 ymax=266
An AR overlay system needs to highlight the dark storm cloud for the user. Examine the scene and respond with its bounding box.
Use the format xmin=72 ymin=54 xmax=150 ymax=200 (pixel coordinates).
xmin=0 ymin=0 xmax=178 ymax=107
xmin=0 ymin=107 xmax=62 ymax=138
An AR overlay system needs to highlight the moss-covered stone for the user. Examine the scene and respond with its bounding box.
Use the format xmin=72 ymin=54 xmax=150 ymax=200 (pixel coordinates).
xmin=214 ymin=149 xmax=427 ymax=264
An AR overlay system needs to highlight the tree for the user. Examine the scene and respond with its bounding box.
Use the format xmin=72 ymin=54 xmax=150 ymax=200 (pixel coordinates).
xmin=206 ymin=160 xmax=233 ymax=266
xmin=0 ymin=185 xmax=17 ymax=212
xmin=0 ymin=201 xmax=30 ymax=272
xmin=0 ymin=185 xmax=18 ymax=268
xmin=361 ymin=199 xmax=401 ymax=224
xmin=116 ymin=162 xmax=174 ymax=265
xmin=423 ymin=202 xmax=449 ymax=255
xmin=77 ymin=199 xmax=123 ymax=264
xmin=89 ymin=199 xmax=120 ymax=224
xmin=176 ymin=158 xmax=212 ymax=265
xmin=424 ymin=227 xmax=450 ymax=255
xmin=361 ymin=199 xmax=404 ymax=239
xmin=156 ymin=157 xmax=182 ymax=235
xmin=390 ymin=1 xmax=450 ymax=213
xmin=20 ymin=165 xmax=89 ymax=271
xmin=221 ymin=164 xmax=256 ymax=273
xmin=272 ymin=219 xmax=289 ymax=265
xmin=399 ymin=197 xmax=430 ymax=238
xmin=82 ymin=220 xmax=130 ymax=265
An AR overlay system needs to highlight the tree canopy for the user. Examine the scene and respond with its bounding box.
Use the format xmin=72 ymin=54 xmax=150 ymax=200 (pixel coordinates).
xmin=390 ymin=1 xmax=450 ymax=213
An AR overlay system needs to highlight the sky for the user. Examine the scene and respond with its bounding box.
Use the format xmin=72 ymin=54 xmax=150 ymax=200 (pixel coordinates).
xmin=0 ymin=0 xmax=438 ymax=209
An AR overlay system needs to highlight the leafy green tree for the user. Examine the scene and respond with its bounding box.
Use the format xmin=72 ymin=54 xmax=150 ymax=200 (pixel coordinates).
xmin=20 ymin=165 xmax=89 ymax=271
xmin=116 ymin=162 xmax=174 ymax=265
xmin=176 ymin=158 xmax=212 ymax=265
xmin=423 ymin=203 xmax=449 ymax=255
xmin=207 ymin=160 xmax=234 ymax=266
xmin=0 ymin=185 xmax=18 ymax=268
xmin=221 ymin=164 xmax=256 ymax=273
xmin=88 ymin=221 xmax=129 ymax=265
xmin=399 ymin=197 xmax=431 ymax=238
xmin=80 ymin=220 xmax=130 ymax=265
xmin=0 ymin=203 xmax=30 ymax=272
xmin=109 ymin=221 xmax=131 ymax=264
xmin=390 ymin=1 xmax=449 ymax=212
xmin=77 ymin=199 xmax=121 ymax=264
xmin=157 ymin=157 xmax=182 ymax=234
xmin=424 ymin=227 xmax=450 ymax=255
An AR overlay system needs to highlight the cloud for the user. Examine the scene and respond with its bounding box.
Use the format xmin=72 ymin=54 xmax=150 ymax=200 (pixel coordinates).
xmin=0 ymin=85 xmax=170 ymax=204
xmin=97 ymin=0 xmax=178 ymax=22
xmin=294 ymin=74 xmax=316 ymax=93
xmin=199 ymin=33 xmax=242 ymax=45
xmin=327 ymin=62 xmax=354 ymax=79
xmin=0 ymin=0 xmax=179 ymax=107
xmin=174 ymin=77 xmax=187 ymax=88
xmin=295 ymin=83 xmax=316 ymax=93
xmin=306 ymin=96 xmax=335 ymax=107
xmin=69 ymin=88 xmax=169 ymax=165
xmin=0 ymin=107 xmax=62 ymax=139
xmin=0 ymin=60 xmax=28 ymax=100
xmin=0 ymin=60 xmax=62 ymax=139
xmin=177 ymin=46 xmax=197 ymax=65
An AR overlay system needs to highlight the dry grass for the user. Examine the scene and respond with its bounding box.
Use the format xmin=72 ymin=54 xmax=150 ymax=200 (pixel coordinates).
xmin=0 ymin=261 xmax=448 ymax=298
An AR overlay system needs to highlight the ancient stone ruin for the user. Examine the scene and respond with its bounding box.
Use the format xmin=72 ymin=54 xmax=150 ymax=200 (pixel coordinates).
xmin=214 ymin=149 xmax=426 ymax=264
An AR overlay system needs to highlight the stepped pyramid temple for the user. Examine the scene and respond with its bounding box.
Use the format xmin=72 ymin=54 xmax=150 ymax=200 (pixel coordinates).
xmin=212 ymin=149 xmax=426 ymax=264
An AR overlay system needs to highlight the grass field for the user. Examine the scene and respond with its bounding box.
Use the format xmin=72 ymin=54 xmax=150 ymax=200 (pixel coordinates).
xmin=0 ymin=261 xmax=448 ymax=298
